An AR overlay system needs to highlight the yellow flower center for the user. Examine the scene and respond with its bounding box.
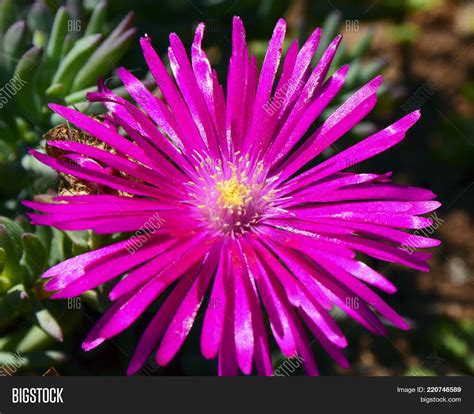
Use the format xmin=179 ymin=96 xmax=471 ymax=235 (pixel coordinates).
xmin=215 ymin=174 xmax=251 ymax=209
xmin=187 ymin=155 xmax=278 ymax=236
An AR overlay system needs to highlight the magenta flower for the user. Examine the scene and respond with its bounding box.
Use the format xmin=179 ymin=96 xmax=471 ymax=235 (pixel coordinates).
xmin=25 ymin=17 xmax=440 ymax=376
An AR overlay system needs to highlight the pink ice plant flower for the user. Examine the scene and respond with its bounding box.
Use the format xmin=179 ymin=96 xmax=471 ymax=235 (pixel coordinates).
xmin=25 ymin=17 xmax=441 ymax=375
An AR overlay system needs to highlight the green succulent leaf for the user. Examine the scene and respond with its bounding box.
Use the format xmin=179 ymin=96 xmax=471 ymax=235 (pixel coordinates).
xmin=27 ymin=0 xmax=53 ymax=36
xmin=66 ymin=0 xmax=85 ymax=27
xmin=52 ymin=33 xmax=103 ymax=96
xmin=313 ymin=11 xmax=341 ymax=66
xmin=0 ymin=0 xmax=15 ymax=35
xmin=27 ymin=298 xmax=64 ymax=342
xmin=20 ymin=232 xmax=47 ymax=285
xmin=0 ymin=350 xmax=67 ymax=369
xmin=349 ymin=30 xmax=373 ymax=60
xmin=60 ymin=33 xmax=75 ymax=58
xmin=358 ymin=58 xmax=387 ymax=84
xmin=345 ymin=59 xmax=362 ymax=89
xmin=0 ymin=275 xmax=12 ymax=294
xmin=71 ymin=12 xmax=135 ymax=90
xmin=0 ymin=284 xmax=31 ymax=330
xmin=0 ymin=1 xmax=137 ymax=148
xmin=2 ymin=20 xmax=28 ymax=72
xmin=14 ymin=324 xmax=54 ymax=353
xmin=45 ymin=82 xmax=65 ymax=99
xmin=46 ymin=6 xmax=71 ymax=62
xmin=13 ymin=45 xmax=43 ymax=118
xmin=84 ymin=0 xmax=107 ymax=36
xmin=0 ymin=218 xmax=24 ymax=284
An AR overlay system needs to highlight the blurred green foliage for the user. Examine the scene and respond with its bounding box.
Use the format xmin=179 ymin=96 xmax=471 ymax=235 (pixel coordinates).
xmin=0 ymin=0 xmax=136 ymax=206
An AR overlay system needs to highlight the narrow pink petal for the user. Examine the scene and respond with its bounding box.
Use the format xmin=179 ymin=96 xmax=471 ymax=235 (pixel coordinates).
xmin=299 ymin=310 xmax=349 ymax=369
xmin=89 ymin=91 xmax=196 ymax=177
xmin=252 ymin=238 xmax=347 ymax=347
xmin=127 ymin=269 xmax=196 ymax=375
xmin=309 ymin=251 xmax=409 ymax=330
xmin=212 ymin=70 xmax=226 ymax=146
xmin=30 ymin=150 xmax=163 ymax=199
xmin=241 ymin=237 xmax=297 ymax=356
xmin=305 ymin=184 xmax=437 ymax=203
xmin=201 ymin=242 xmax=229 ymax=359
xmin=265 ymin=218 xmax=354 ymax=237
xmin=320 ymin=219 xmax=441 ymax=249
xmin=287 ymin=311 xmax=319 ymax=376
xmin=242 ymin=249 xmax=273 ymax=376
xmin=218 ymin=279 xmax=238 ymax=376
xmin=42 ymin=238 xmax=133 ymax=288
xmin=257 ymin=225 xmax=355 ymax=259
xmin=333 ymin=235 xmax=431 ymax=272
xmin=139 ymin=36 xmax=206 ymax=154
xmin=281 ymin=111 xmax=421 ymax=193
xmin=288 ymin=200 xmax=441 ymax=216
xmin=287 ymin=208 xmax=435 ymax=230
xmin=46 ymin=139 xmax=179 ymax=193
xmin=82 ymin=239 xmax=213 ymax=349
xmin=300 ymin=34 xmax=343 ymax=107
xmin=110 ymin=104 xmax=196 ymax=179
xmin=168 ymin=33 xmax=220 ymax=158
xmin=23 ymin=198 xmax=172 ymax=215
xmin=265 ymin=64 xmax=349 ymax=165
xmin=280 ymin=27 xmax=321 ymax=111
xmin=48 ymin=104 xmax=155 ymax=168
xmin=252 ymin=18 xmax=286 ymax=119
xmin=116 ymin=67 xmax=189 ymax=152
xmin=278 ymin=172 xmax=392 ymax=203
xmin=273 ymin=39 xmax=299 ymax=102
xmin=50 ymin=236 xmax=176 ymax=298
xmin=29 ymin=212 xmax=186 ymax=234
xmin=266 ymin=241 xmax=332 ymax=309
xmin=253 ymin=28 xmax=322 ymax=156
xmin=109 ymin=235 xmax=207 ymax=301
xmin=324 ymin=255 xmax=397 ymax=294
xmin=192 ymin=23 xmax=217 ymax=130
xmin=156 ymin=246 xmax=219 ymax=365
xmin=308 ymin=263 xmax=388 ymax=335
xmin=226 ymin=16 xmax=248 ymax=149
xmin=82 ymin=291 xmax=134 ymax=351
xmin=275 ymin=76 xmax=383 ymax=182
xmin=243 ymin=18 xmax=286 ymax=153
xmin=230 ymin=241 xmax=254 ymax=375
xmin=266 ymin=35 xmax=343 ymax=164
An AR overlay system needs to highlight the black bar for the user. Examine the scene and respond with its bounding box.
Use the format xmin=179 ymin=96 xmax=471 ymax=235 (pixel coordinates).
xmin=0 ymin=376 xmax=472 ymax=413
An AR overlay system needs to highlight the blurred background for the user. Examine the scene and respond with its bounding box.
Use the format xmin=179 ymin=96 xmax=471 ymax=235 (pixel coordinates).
xmin=0 ymin=0 xmax=472 ymax=376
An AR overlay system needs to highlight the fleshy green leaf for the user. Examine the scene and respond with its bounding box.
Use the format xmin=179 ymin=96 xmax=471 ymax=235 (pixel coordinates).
xmin=2 ymin=20 xmax=28 ymax=72
xmin=46 ymin=6 xmax=71 ymax=62
xmin=0 ymin=0 xmax=15 ymax=35
xmin=71 ymin=12 xmax=135 ymax=90
xmin=27 ymin=0 xmax=53 ymax=35
xmin=13 ymin=45 xmax=43 ymax=118
xmin=0 ymin=350 xmax=66 ymax=368
xmin=27 ymin=299 xmax=64 ymax=342
xmin=20 ymin=233 xmax=47 ymax=285
xmin=51 ymin=33 xmax=103 ymax=95
xmin=84 ymin=0 xmax=107 ymax=36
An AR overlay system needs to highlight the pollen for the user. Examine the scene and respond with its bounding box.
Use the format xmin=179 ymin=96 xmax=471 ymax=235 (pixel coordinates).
xmin=186 ymin=156 xmax=278 ymax=236
xmin=215 ymin=173 xmax=250 ymax=209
